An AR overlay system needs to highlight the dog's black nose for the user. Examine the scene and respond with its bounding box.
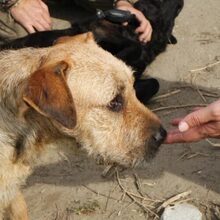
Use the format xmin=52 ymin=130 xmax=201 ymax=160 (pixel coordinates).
xmin=152 ymin=126 xmax=167 ymax=146
xmin=145 ymin=126 xmax=167 ymax=160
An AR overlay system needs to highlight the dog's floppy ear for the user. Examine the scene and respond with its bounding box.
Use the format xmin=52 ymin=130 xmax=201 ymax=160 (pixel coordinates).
xmin=23 ymin=60 xmax=76 ymax=129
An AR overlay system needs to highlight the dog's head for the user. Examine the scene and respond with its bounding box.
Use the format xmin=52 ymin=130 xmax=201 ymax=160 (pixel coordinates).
xmin=23 ymin=32 xmax=166 ymax=167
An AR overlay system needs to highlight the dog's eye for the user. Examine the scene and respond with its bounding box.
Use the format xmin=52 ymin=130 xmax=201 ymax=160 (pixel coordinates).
xmin=108 ymin=94 xmax=123 ymax=112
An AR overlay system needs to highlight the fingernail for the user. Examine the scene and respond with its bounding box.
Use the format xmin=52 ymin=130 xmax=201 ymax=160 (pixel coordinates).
xmin=178 ymin=121 xmax=189 ymax=132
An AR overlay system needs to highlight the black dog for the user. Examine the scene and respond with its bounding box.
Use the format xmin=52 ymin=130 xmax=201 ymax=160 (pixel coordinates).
xmin=0 ymin=0 xmax=184 ymax=104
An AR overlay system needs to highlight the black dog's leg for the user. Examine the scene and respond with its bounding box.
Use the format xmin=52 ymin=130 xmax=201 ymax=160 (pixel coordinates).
xmin=115 ymin=43 xmax=146 ymax=79
xmin=134 ymin=78 xmax=159 ymax=104
xmin=0 ymin=23 xmax=88 ymax=50
xmin=168 ymin=34 xmax=177 ymax=44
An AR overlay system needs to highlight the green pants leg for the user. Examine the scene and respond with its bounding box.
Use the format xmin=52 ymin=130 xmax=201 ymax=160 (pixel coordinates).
xmin=0 ymin=10 xmax=72 ymax=44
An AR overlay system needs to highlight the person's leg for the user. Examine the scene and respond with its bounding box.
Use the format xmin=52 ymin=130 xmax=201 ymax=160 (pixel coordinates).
xmin=0 ymin=6 xmax=71 ymax=44
xmin=0 ymin=10 xmax=28 ymax=43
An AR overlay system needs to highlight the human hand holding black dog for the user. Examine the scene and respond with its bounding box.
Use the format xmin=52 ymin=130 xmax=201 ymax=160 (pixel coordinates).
xmin=115 ymin=0 xmax=152 ymax=43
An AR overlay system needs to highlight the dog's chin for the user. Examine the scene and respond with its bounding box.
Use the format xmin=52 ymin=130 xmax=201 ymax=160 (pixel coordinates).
xmin=100 ymin=158 xmax=146 ymax=178
xmin=90 ymin=149 xmax=161 ymax=179
xmin=93 ymin=151 xmax=144 ymax=169
xmin=144 ymin=146 xmax=160 ymax=162
xmin=82 ymin=142 xmax=161 ymax=170
xmin=144 ymin=137 xmax=165 ymax=161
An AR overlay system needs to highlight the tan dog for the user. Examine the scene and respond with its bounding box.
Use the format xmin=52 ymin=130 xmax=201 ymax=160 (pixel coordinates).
xmin=0 ymin=32 xmax=166 ymax=219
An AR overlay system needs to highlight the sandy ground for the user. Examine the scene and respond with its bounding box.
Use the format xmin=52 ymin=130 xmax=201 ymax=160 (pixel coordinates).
xmin=22 ymin=0 xmax=220 ymax=219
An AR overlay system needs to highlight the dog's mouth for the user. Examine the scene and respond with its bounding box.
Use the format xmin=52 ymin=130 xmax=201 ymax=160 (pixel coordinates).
xmin=78 ymin=126 xmax=167 ymax=177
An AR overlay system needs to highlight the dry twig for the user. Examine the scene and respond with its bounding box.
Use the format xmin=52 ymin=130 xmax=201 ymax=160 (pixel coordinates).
xmin=101 ymin=164 xmax=117 ymax=178
xmin=116 ymin=169 xmax=159 ymax=218
xmin=176 ymin=85 xmax=219 ymax=97
xmin=195 ymin=86 xmax=207 ymax=103
xmin=104 ymin=183 xmax=118 ymax=212
xmin=212 ymin=203 xmax=220 ymax=219
xmin=151 ymin=89 xmax=181 ymax=102
xmin=128 ymin=192 xmax=161 ymax=203
xmin=190 ymin=60 xmax=220 ymax=72
xmin=157 ymin=190 xmax=192 ymax=212
xmin=198 ymin=88 xmax=219 ymax=96
xmin=192 ymin=169 xmax=203 ymax=175
xmin=179 ymin=149 xmax=210 ymax=160
xmin=117 ymin=201 xmax=135 ymax=216
xmin=174 ymin=198 xmax=193 ymax=205
xmin=54 ymin=203 xmax=59 ymax=220
xmin=133 ymin=173 xmax=145 ymax=197
xmin=178 ymin=151 xmax=191 ymax=161
xmin=186 ymin=152 xmax=209 ymax=159
xmin=152 ymin=104 xmax=207 ymax=112
xmin=82 ymin=185 xmax=128 ymax=203
xmin=202 ymin=92 xmax=220 ymax=98
xmin=206 ymin=139 xmax=220 ymax=147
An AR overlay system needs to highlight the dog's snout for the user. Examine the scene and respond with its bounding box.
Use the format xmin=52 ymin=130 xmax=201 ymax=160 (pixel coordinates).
xmin=145 ymin=126 xmax=167 ymax=160
xmin=152 ymin=126 xmax=167 ymax=146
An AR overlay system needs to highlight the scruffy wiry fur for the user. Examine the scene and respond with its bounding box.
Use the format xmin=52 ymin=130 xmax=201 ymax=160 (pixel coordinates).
xmin=0 ymin=33 xmax=166 ymax=219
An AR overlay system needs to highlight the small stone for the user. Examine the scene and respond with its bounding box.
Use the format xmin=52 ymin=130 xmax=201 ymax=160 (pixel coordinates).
xmin=161 ymin=203 xmax=202 ymax=220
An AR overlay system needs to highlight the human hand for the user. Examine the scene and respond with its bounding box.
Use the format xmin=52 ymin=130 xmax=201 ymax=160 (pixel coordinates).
xmin=165 ymin=99 xmax=220 ymax=144
xmin=10 ymin=0 xmax=52 ymax=33
xmin=115 ymin=0 xmax=152 ymax=43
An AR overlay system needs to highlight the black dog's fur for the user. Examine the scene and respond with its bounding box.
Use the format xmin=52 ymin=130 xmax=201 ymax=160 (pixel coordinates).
xmin=0 ymin=0 xmax=184 ymax=103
